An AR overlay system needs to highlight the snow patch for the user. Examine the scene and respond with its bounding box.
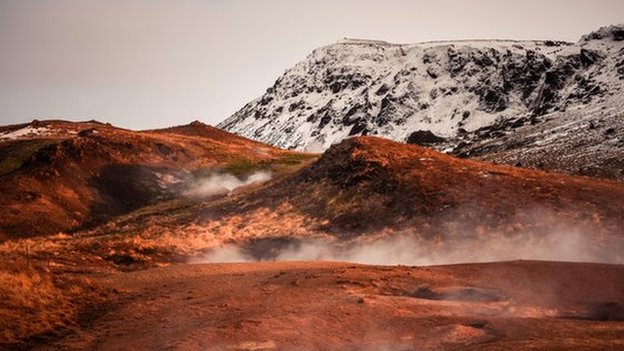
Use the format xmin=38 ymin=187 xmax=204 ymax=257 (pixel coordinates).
xmin=0 ymin=126 xmax=51 ymax=140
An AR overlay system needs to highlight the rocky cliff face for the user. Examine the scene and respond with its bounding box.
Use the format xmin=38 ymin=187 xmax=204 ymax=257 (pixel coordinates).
xmin=219 ymin=25 xmax=624 ymax=153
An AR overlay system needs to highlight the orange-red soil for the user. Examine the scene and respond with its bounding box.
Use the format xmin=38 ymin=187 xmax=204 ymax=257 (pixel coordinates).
xmin=30 ymin=260 xmax=624 ymax=351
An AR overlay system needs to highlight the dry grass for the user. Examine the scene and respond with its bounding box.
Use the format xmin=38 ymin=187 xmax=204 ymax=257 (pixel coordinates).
xmin=0 ymin=243 xmax=110 ymax=347
xmin=0 ymin=265 xmax=68 ymax=343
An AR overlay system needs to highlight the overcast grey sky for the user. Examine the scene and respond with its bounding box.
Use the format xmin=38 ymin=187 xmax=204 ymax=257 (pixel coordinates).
xmin=0 ymin=0 xmax=622 ymax=130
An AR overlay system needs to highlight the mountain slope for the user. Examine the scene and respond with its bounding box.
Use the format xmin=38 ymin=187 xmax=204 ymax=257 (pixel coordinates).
xmin=453 ymin=96 xmax=624 ymax=180
xmin=52 ymin=136 xmax=624 ymax=269
xmin=219 ymin=24 xmax=624 ymax=178
xmin=0 ymin=120 xmax=304 ymax=240
xmin=206 ymin=136 xmax=624 ymax=238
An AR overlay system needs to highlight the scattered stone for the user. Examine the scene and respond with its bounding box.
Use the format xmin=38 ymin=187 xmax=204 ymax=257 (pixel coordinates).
xmin=406 ymin=130 xmax=446 ymax=145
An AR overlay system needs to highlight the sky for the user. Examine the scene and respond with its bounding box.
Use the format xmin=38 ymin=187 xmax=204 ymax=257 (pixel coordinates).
xmin=0 ymin=0 xmax=623 ymax=130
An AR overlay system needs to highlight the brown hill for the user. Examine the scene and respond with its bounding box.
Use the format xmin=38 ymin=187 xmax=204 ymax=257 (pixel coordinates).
xmin=150 ymin=120 xmax=270 ymax=145
xmin=56 ymin=135 xmax=624 ymax=269
xmin=195 ymin=137 xmax=624 ymax=233
xmin=291 ymin=136 xmax=624 ymax=232
xmin=0 ymin=120 xmax=306 ymax=240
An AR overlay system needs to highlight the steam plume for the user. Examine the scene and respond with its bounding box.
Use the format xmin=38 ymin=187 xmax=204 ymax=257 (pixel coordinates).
xmin=184 ymin=171 xmax=271 ymax=197
xmin=191 ymin=229 xmax=624 ymax=266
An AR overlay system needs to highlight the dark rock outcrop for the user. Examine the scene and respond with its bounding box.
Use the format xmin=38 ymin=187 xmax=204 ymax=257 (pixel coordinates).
xmin=406 ymin=131 xmax=446 ymax=146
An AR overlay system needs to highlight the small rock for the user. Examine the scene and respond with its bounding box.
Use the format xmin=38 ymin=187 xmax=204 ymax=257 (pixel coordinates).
xmin=406 ymin=130 xmax=446 ymax=145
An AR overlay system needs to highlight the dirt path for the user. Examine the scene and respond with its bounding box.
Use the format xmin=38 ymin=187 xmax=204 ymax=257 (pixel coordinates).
xmin=42 ymin=261 xmax=624 ymax=350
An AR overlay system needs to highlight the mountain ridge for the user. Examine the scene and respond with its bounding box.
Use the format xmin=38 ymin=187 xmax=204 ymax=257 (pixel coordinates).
xmin=219 ymin=24 xmax=624 ymax=179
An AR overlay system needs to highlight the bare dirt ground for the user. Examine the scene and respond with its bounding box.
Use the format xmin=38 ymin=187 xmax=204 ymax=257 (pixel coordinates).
xmin=29 ymin=260 xmax=624 ymax=351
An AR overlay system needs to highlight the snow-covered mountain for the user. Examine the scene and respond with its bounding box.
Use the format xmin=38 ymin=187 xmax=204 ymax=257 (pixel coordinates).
xmin=219 ymin=25 xmax=624 ymax=152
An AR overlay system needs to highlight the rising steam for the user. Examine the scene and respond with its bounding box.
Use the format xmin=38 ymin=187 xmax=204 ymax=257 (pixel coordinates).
xmin=191 ymin=228 xmax=624 ymax=266
xmin=184 ymin=171 xmax=271 ymax=197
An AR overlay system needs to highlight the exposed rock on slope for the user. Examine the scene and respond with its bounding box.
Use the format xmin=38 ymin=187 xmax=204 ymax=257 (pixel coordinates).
xmin=219 ymin=25 xmax=624 ymax=178
xmin=453 ymin=96 xmax=624 ymax=181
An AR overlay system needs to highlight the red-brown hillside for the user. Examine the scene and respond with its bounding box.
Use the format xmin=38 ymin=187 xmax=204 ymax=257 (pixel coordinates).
xmin=189 ymin=136 xmax=624 ymax=253
xmin=7 ymin=134 xmax=623 ymax=270
xmin=0 ymin=120 xmax=301 ymax=240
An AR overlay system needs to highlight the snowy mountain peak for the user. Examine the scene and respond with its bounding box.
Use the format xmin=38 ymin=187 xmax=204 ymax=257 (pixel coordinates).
xmin=580 ymin=24 xmax=624 ymax=43
xmin=219 ymin=26 xmax=624 ymax=151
